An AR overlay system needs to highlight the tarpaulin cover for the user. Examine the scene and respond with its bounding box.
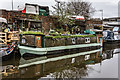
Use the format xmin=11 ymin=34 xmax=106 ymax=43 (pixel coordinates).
xmin=84 ymin=30 xmax=95 ymax=34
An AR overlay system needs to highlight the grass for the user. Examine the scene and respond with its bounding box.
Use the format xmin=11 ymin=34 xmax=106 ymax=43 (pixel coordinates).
xmin=45 ymin=35 xmax=95 ymax=39
xmin=20 ymin=31 xmax=44 ymax=35
xmin=49 ymin=33 xmax=61 ymax=36
xmin=19 ymin=31 xmax=96 ymax=38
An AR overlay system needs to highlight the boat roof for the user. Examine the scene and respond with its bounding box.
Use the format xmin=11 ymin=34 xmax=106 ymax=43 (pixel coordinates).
xmin=103 ymin=24 xmax=114 ymax=28
xmin=0 ymin=17 xmax=7 ymax=23
xmin=107 ymin=22 xmax=120 ymax=26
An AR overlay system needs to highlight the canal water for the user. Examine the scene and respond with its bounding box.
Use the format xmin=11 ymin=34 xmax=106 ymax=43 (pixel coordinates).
xmin=1 ymin=43 xmax=120 ymax=79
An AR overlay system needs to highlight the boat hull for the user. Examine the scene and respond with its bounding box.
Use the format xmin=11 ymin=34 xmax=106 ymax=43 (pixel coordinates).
xmin=18 ymin=43 xmax=102 ymax=56
xmin=2 ymin=51 xmax=14 ymax=61
xmin=104 ymin=39 xmax=120 ymax=43
xmin=0 ymin=43 xmax=16 ymax=61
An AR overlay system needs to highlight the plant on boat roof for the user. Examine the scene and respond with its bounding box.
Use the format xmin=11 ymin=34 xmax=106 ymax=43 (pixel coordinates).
xmin=45 ymin=35 xmax=95 ymax=39
xmin=21 ymin=31 xmax=44 ymax=35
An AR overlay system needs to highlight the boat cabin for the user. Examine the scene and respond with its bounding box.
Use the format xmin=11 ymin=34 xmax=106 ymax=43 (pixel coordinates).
xmin=19 ymin=33 xmax=45 ymax=48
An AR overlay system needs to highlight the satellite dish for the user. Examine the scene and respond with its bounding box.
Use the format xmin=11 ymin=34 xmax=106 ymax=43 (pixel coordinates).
xmin=18 ymin=5 xmax=25 ymax=11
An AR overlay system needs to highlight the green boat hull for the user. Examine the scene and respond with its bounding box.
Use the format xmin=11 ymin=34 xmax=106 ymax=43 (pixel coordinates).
xmin=18 ymin=43 xmax=101 ymax=56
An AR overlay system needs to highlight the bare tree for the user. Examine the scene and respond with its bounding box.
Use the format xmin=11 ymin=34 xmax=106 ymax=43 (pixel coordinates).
xmin=66 ymin=0 xmax=95 ymax=19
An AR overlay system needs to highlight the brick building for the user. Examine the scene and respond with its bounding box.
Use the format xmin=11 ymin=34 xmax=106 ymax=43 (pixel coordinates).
xmin=0 ymin=9 xmax=55 ymax=34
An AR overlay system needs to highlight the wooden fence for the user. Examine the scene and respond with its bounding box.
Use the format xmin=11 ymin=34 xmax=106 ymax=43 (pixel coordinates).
xmin=0 ymin=32 xmax=7 ymax=45
xmin=0 ymin=31 xmax=19 ymax=45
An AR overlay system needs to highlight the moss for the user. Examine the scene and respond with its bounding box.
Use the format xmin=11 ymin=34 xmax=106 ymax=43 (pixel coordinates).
xmin=20 ymin=31 xmax=44 ymax=35
xmin=45 ymin=35 xmax=96 ymax=39
xmin=71 ymin=35 xmax=95 ymax=37
xmin=49 ymin=33 xmax=61 ymax=36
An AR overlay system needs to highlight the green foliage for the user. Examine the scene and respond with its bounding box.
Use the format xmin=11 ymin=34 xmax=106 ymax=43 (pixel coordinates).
xmin=49 ymin=33 xmax=61 ymax=36
xmin=52 ymin=1 xmax=75 ymax=29
xmin=49 ymin=30 xmax=61 ymax=36
xmin=45 ymin=35 xmax=95 ymax=39
xmin=20 ymin=31 xmax=44 ymax=35
xmin=32 ymin=15 xmax=40 ymax=20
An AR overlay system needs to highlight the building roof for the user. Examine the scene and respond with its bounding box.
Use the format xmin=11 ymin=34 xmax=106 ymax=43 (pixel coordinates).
xmin=103 ymin=24 xmax=114 ymax=28
xmin=103 ymin=17 xmax=120 ymax=21
xmin=25 ymin=3 xmax=49 ymax=8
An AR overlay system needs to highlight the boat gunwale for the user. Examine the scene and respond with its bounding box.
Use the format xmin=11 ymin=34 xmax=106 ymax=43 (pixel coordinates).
xmin=18 ymin=43 xmax=101 ymax=52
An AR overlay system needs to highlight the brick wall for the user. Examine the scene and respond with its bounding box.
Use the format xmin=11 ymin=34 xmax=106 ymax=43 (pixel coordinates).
xmin=0 ymin=9 xmax=55 ymax=34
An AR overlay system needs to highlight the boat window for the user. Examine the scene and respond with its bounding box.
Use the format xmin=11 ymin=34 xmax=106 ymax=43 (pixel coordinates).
xmin=85 ymin=38 xmax=90 ymax=43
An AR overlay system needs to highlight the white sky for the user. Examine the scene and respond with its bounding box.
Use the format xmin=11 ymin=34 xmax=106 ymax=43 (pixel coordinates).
xmin=0 ymin=0 xmax=119 ymax=19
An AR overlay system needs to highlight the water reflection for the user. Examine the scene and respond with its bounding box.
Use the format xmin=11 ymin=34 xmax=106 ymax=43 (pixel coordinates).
xmin=1 ymin=47 xmax=120 ymax=79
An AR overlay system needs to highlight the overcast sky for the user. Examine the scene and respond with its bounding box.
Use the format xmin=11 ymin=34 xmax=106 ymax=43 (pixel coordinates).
xmin=0 ymin=0 xmax=119 ymax=19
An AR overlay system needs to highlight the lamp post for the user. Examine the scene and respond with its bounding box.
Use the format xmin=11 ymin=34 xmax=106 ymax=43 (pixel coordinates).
xmin=93 ymin=10 xmax=104 ymax=28
xmin=12 ymin=0 xmax=13 ymax=10
xmin=92 ymin=10 xmax=103 ymax=21
xmin=99 ymin=10 xmax=103 ymax=22
xmin=90 ymin=9 xmax=104 ymax=30
xmin=12 ymin=0 xmax=15 ymax=31
xmin=98 ymin=10 xmax=103 ymax=30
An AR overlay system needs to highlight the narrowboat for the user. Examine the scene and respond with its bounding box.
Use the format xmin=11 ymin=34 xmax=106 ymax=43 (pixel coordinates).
xmin=18 ymin=31 xmax=103 ymax=56
xmin=103 ymin=22 xmax=120 ymax=43
xmin=103 ymin=27 xmax=120 ymax=43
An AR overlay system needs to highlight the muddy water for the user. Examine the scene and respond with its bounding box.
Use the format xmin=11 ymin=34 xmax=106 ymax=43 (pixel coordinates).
xmin=1 ymin=44 xmax=120 ymax=79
